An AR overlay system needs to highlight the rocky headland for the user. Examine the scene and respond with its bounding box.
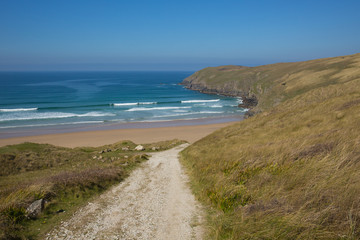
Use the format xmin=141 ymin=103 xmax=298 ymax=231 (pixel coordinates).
xmin=180 ymin=53 xmax=360 ymax=117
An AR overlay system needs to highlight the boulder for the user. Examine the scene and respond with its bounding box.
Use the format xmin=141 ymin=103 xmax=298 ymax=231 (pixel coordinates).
xmin=238 ymin=95 xmax=258 ymax=108
xmin=26 ymin=199 xmax=44 ymax=219
xmin=135 ymin=145 xmax=145 ymax=151
xmin=122 ymin=147 xmax=129 ymax=151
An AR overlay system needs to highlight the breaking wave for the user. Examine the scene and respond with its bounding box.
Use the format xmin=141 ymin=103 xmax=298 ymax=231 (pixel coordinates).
xmin=0 ymin=108 xmax=38 ymax=112
xmin=181 ymin=99 xmax=220 ymax=103
xmin=112 ymin=102 xmax=157 ymax=106
xmin=126 ymin=107 xmax=191 ymax=112
xmin=0 ymin=112 xmax=115 ymax=122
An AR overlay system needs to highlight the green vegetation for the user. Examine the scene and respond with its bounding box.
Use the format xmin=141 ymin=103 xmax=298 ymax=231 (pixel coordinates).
xmin=181 ymin=53 xmax=360 ymax=239
xmin=0 ymin=139 xmax=185 ymax=240
xmin=182 ymin=53 xmax=360 ymax=114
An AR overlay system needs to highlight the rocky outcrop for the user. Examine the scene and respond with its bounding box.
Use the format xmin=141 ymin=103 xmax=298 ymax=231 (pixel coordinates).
xmin=180 ymin=72 xmax=247 ymax=97
xmin=238 ymin=95 xmax=258 ymax=108
xmin=180 ymin=81 xmax=259 ymax=113
xmin=180 ymin=67 xmax=259 ymax=114
xmin=134 ymin=145 xmax=145 ymax=151
xmin=26 ymin=199 xmax=44 ymax=219
xmin=180 ymin=81 xmax=244 ymax=97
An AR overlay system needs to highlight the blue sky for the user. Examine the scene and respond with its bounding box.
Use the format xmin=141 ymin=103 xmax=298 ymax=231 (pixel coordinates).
xmin=1 ymin=0 xmax=359 ymax=71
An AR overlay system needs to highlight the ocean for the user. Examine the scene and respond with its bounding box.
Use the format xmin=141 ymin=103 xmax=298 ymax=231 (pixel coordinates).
xmin=0 ymin=71 xmax=246 ymax=137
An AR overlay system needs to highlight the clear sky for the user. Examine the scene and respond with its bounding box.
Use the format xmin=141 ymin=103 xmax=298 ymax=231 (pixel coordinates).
xmin=1 ymin=0 xmax=360 ymax=71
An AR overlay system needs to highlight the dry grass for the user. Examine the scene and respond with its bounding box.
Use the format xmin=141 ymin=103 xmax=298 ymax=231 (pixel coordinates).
xmin=0 ymin=139 xmax=185 ymax=240
xmin=181 ymin=54 xmax=360 ymax=239
xmin=182 ymin=53 xmax=360 ymax=113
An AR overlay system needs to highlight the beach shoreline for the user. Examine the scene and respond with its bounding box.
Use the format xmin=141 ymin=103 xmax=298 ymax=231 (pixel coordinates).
xmin=0 ymin=116 xmax=242 ymax=148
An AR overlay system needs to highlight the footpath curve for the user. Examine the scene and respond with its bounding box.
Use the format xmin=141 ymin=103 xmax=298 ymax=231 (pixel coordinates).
xmin=46 ymin=144 xmax=204 ymax=240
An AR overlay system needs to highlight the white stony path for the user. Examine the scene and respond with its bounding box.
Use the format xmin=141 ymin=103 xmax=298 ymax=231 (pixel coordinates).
xmin=46 ymin=144 xmax=204 ymax=240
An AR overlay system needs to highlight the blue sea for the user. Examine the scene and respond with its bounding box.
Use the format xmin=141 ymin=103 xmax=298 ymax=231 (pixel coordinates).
xmin=0 ymin=71 xmax=245 ymax=137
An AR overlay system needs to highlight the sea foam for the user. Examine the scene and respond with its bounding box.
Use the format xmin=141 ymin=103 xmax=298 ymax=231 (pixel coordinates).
xmin=112 ymin=102 xmax=157 ymax=106
xmin=0 ymin=111 xmax=115 ymax=122
xmin=126 ymin=106 xmax=191 ymax=112
xmin=0 ymin=108 xmax=38 ymax=112
xmin=199 ymin=111 xmax=224 ymax=114
xmin=181 ymin=99 xmax=220 ymax=103
xmin=210 ymin=104 xmax=223 ymax=108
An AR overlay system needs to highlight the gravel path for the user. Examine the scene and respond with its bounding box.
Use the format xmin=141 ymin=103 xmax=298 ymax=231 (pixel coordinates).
xmin=46 ymin=144 xmax=204 ymax=240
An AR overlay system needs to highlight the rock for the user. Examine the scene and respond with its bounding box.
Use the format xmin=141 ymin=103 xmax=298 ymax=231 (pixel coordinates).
xmin=238 ymin=95 xmax=258 ymax=108
xmin=106 ymin=149 xmax=112 ymax=152
xmin=336 ymin=112 xmax=345 ymax=119
xmin=135 ymin=145 xmax=145 ymax=151
xmin=151 ymin=147 xmax=160 ymax=151
xmin=99 ymin=150 xmax=105 ymax=154
xmin=124 ymin=155 xmax=129 ymax=159
xmin=26 ymin=199 xmax=44 ymax=219
xmin=122 ymin=147 xmax=129 ymax=151
xmin=244 ymin=110 xmax=257 ymax=119
xmin=140 ymin=154 xmax=149 ymax=160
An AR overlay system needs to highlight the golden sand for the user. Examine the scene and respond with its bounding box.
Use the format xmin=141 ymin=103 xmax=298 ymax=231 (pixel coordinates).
xmin=0 ymin=122 xmax=236 ymax=148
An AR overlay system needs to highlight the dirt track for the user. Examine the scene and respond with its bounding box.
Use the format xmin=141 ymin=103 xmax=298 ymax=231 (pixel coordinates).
xmin=46 ymin=144 xmax=204 ymax=240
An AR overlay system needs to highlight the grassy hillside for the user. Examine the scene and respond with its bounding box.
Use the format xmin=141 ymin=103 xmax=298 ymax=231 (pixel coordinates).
xmin=0 ymin=139 xmax=185 ymax=239
xmin=181 ymin=53 xmax=360 ymax=115
xmin=181 ymin=54 xmax=360 ymax=239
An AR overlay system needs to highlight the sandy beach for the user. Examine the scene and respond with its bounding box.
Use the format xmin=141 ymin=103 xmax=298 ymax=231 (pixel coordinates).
xmin=0 ymin=121 xmax=237 ymax=148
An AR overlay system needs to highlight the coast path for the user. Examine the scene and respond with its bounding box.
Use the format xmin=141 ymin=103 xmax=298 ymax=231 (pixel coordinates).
xmin=46 ymin=144 xmax=204 ymax=240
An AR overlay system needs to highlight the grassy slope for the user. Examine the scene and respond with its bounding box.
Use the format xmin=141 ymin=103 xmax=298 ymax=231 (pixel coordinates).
xmin=0 ymin=139 xmax=185 ymax=240
xmin=182 ymin=53 xmax=360 ymax=113
xmin=181 ymin=54 xmax=360 ymax=239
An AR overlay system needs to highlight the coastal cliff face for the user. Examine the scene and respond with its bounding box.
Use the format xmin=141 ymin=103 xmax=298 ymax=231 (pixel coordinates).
xmin=181 ymin=53 xmax=360 ymax=116
xmin=181 ymin=66 xmax=251 ymax=97
xmin=180 ymin=65 xmax=259 ymax=116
